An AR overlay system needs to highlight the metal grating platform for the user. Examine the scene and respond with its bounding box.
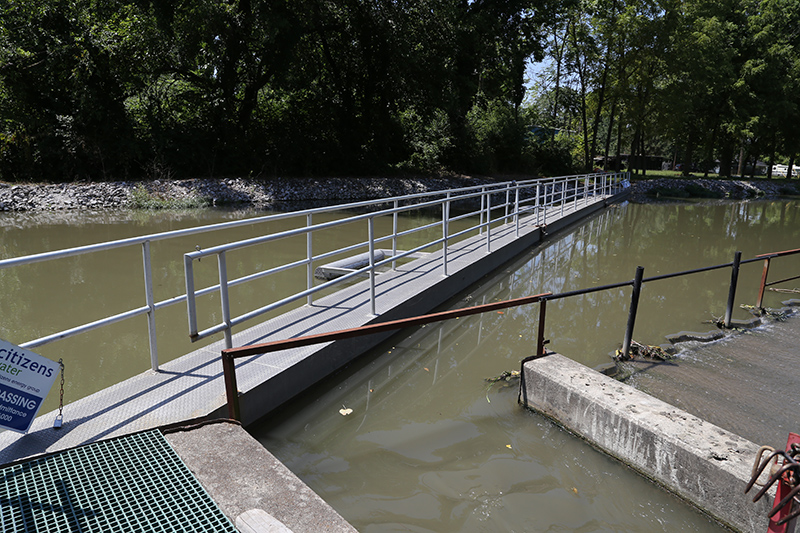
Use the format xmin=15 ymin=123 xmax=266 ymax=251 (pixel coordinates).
xmin=0 ymin=429 xmax=237 ymax=532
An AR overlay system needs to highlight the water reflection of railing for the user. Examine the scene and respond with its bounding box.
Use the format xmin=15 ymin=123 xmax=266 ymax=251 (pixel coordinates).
xmin=0 ymin=173 xmax=627 ymax=371
xmin=220 ymin=245 xmax=799 ymax=420
xmin=184 ymin=174 xmax=626 ymax=350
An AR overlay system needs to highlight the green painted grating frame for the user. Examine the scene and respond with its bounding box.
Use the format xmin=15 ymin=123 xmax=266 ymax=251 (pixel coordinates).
xmin=0 ymin=429 xmax=237 ymax=532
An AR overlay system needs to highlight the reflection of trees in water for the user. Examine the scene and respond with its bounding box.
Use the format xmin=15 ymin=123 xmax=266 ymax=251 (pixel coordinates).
xmin=463 ymin=200 xmax=800 ymax=363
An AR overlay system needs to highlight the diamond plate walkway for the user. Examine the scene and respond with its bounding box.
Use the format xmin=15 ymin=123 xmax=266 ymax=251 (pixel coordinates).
xmin=0 ymin=190 xmax=628 ymax=465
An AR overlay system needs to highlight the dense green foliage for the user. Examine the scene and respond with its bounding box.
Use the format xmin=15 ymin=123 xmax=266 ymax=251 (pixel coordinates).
xmin=531 ymin=0 xmax=800 ymax=178
xmin=1 ymin=0 xmax=799 ymax=181
xmin=0 ymin=0 xmax=558 ymax=180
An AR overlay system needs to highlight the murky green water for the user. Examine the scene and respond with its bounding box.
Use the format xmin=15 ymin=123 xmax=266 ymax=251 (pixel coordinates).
xmin=252 ymin=199 xmax=800 ymax=532
xmin=0 ymin=205 xmax=476 ymax=414
xmin=3 ymin=198 xmax=798 ymax=531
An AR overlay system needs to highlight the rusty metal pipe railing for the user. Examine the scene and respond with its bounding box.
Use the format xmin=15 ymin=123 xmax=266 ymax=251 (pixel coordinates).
xmin=221 ymin=245 xmax=800 ymax=421
xmin=222 ymin=291 xmax=551 ymax=420
xmin=757 ymin=258 xmax=772 ymax=309
xmin=755 ymin=247 xmax=800 ymax=260
xmin=755 ymin=247 xmax=800 ymax=308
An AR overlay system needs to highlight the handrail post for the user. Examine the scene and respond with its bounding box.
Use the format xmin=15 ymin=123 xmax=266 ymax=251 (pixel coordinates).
xmin=306 ymin=214 xmax=313 ymax=305
xmin=392 ymin=199 xmax=399 ymax=270
xmin=535 ymin=184 xmax=541 ymax=225
xmin=537 ymin=298 xmax=548 ymax=356
xmin=514 ymin=185 xmax=520 ymax=237
xmin=756 ymin=257 xmax=771 ymax=309
xmin=724 ymin=251 xmax=742 ymax=328
xmin=218 ymin=251 xmax=233 ymax=349
xmin=479 ymin=187 xmax=486 ymax=235
xmin=442 ymin=193 xmax=450 ymax=276
xmin=504 ymin=183 xmax=511 ymax=222
xmin=185 ymin=254 xmax=198 ymax=339
xmin=222 ymin=352 xmax=240 ymax=420
xmin=141 ymin=241 xmax=159 ymax=371
xmin=542 ymin=183 xmax=547 ymax=227
xmin=368 ymin=217 xmax=377 ymax=316
xmin=584 ymin=177 xmax=589 ymax=205
xmin=486 ymin=191 xmax=492 ymax=253
xmin=621 ymin=266 xmax=645 ymax=360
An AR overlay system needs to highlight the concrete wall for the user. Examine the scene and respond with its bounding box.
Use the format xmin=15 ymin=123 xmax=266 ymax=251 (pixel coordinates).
xmin=521 ymin=353 xmax=774 ymax=533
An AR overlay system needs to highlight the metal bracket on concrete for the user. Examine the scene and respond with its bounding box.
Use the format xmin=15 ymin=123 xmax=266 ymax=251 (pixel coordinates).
xmin=517 ymin=350 xmax=553 ymax=406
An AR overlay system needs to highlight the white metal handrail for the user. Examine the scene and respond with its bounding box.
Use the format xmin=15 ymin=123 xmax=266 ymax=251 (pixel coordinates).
xmin=0 ymin=173 xmax=628 ymax=371
xmin=184 ymin=173 xmax=628 ymax=350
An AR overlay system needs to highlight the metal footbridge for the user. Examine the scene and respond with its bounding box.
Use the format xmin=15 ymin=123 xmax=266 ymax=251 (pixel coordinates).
xmin=0 ymin=174 xmax=628 ymax=463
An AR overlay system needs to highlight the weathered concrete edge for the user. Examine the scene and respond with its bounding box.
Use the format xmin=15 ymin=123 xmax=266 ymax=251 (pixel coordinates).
xmin=217 ymin=189 xmax=631 ymax=426
xmin=521 ymin=353 xmax=772 ymax=533
xmin=165 ymin=420 xmax=357 ymax=533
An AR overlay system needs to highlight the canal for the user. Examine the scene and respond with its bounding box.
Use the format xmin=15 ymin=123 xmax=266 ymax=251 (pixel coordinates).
xmin=2 ymin=198 xmax=798 ymax=530
xmin=250 ymin=199 xmax=800 ymax=532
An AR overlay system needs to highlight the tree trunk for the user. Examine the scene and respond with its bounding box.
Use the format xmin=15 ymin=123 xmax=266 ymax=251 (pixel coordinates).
xmin=590 ymin=53 xmax=612 ymax=167
xmin=766 ymin=133 xmax=776 ymax=179
xmin=603 ymin=99 xmax=617 ymax=171
xmin=749 ymin=150 xmax=760 ymax=179
xmin=737 ymin=141 xmax=745 ymax=177
xmin=718 ymin=140 xmax=733 ymax=178
xmin=702 ymin=123 xmax=718 ymax=178
xmin=569 ymin=22 xmax=591 ymax=170
xmin=640 ymin=126 xmax=647 ymax=177
xmin=682 ymin=130 xmax=694 ymax=176
xmin=551 ymin=22 xmax=569 ymax=138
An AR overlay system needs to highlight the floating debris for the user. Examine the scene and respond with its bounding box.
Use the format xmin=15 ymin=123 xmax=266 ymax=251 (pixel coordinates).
xmin=339 ymin=405 xmax=353 ymax=416
xmin=484 ymin=370 xmax=521 ymax=403
xmin=740 ymin=304 xmax=788 ymax=321
xmin=485 ymin=370 xmax=521 ymax=384
xmin=614 ymin=340 xmax=673 ymax=361
xmin=769 ymin=287 xmax=800 ymax=294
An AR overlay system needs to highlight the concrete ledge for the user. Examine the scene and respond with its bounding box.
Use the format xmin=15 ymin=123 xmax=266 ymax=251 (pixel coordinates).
xmin=521 ymin=353 xmax=773 ymax=533
xmin=165 ymin=420 xmax=356 ymax=533
xmin=665 ymin=329 xmax=726 ymax=344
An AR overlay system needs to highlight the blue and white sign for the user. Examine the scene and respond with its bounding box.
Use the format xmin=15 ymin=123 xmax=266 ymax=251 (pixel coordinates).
xmin=0 ymin=339 xmax=60 ymax=433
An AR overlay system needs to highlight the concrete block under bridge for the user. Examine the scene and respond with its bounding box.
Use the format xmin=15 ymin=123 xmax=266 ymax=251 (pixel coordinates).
xmin=520 ymin=353 xmax=775 ymax=533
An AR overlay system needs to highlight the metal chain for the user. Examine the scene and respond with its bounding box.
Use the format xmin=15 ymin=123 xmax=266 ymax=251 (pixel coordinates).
xmin=53 ymin=359 xmax=64 ymax=429
xmin=58 ymin=358 xmax=64 ymax=417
